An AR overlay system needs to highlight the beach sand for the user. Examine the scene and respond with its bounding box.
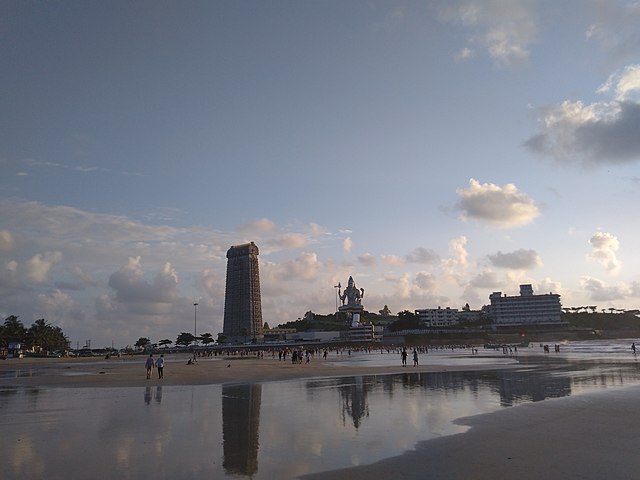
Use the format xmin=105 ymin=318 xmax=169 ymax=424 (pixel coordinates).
xmin=302 ymin=385 xmax=640 ymax=480
xmin=0 ymin=352 xmax=514 ymax=388
xmin=2 ymin=352 xmax=638 ymax=479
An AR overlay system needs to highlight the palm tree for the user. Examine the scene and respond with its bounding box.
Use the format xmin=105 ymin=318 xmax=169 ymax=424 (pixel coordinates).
xmin=3 ymin=316 xmax=26 ymax=344
xmin=158 ymin=339 xmax=173 ymax=349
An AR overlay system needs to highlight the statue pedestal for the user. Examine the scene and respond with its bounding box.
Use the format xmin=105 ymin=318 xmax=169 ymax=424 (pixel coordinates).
xmin=338 ymin=305 xmax=364 ymax=327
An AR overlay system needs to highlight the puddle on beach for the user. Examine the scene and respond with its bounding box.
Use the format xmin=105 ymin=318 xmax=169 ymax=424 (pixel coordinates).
xmin=3 ymin=359 xmax=640 ymax=479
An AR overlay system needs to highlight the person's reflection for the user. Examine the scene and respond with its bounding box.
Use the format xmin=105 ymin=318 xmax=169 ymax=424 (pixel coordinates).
xmin=154 ymin=386 xmax=162 ymax=404
xmin=144 ymin=386 xmax=152 ymax=405
xmin=222 ymin=384 xmax=261 ymax=476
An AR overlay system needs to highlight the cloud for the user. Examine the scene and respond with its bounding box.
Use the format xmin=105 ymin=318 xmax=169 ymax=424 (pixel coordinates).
xmin=343 ymin=237 xmax=353 ymax=253
xmin=585 ymin=1 xmax=640 ymax=63
xmin=237 ymin=218 xmax=277 ymax=234
xmin=455 ymin=179 xmax=539 ymax=228
xmin=525 ymin=65 xmax=640 ymax=165
xmin=406 ymin=247 xmax=440 ymax=265
xmin=270 ymin=233 xmax=307 ymax=249
xmin=442 ymin=236 xmax=469 ymax=283
xmin=488 ymin=249 xmax=541 ymax=270
xmin=358 ymin=253 xmax=377 ymax=267
xmin=580 ymin=276 xmax=629 ymax=302
xmin=25 ymin=251 xmax=63 ymax=284
xmin=107 ymin=257 xmax=179 ymax=306
xmin=439 ymin=0 xmax=537 ymax=68
xmin=264 ymin=252 xmax=322 ymax=282
xmin=0 ymin=229 xmax=14 ymax=250
xmin=469 ymin=270 xmax=501 ymax=289
xmin=588 ymin=231 xmax=620 ymax=274
xmin=415 ymin=272 xmax=437 ymax=291
xmin=382 ymin=254 xmax=405 ymax=266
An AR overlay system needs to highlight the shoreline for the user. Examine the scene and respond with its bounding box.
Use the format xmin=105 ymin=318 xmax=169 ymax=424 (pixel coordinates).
xmin=3 ymin=347 xmax=640 ymax=479
xmin=302 ymin=384 xmax=640 ymax=479
xmin=0 ymin=352 xmax=520 ymax=388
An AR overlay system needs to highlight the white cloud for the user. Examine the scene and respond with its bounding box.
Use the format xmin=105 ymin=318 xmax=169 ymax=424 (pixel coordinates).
xmin=455 ymin=179 xmax=539 ymax=228
xmin=271 ymin=233 xmax=307 ymax=249
xmin=525 ymin=65 xmax=640 ymax=165
xmin=439 ymin=0 xmax=537 ymax=68
xmin=238 ymin=218 xmax=277 ymax=233
xmin=25 ymin=251 xmax=62 ymax=284
xmin=588 ymin=231 xmax=620 ymax=274
xmin=343 ymin=237 xmax=353 ymax=253
xmin=442 ymin=236 xmax=469 ymax=283
xmin=488 ymin=249 xmax=541 ymax=270
xmin=0 ymin=229 xmax=14 ymax=250
xmin=580 ymin=276 xmax=629 ymax=302
xmin=382 ymin=254 xmax=405 ymax=266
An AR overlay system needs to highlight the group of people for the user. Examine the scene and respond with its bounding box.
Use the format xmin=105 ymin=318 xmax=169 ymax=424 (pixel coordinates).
xmin=145 ymin=354 xmax=165 ymax=379
xmin=400 ymin=348 xmax=420 ymax=367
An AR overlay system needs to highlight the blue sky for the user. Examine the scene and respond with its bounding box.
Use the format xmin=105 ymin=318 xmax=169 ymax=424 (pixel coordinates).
xmin=2 ymin=1 xmax=640 ymax=348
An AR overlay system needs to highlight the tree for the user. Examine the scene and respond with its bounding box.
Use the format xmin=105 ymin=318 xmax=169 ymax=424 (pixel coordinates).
xmin=27 ymin=319 xmax=68 ymax=352
xmin=134 ymin=337 xmax=151 ymax=349
xmin=217 ymin=333 xmax=227 ymax=344
xmin=176 ymin=332 xmax=195 ymax=347
xmin=199 ymin=333 xmax=214 ymax=346
xmin=3 ymin=316 xmax=27 ymax=344
xmin=158 ymin=339 xmax=173 ymax=348
xmin=387 ymin=310 xmax=421 ymax=332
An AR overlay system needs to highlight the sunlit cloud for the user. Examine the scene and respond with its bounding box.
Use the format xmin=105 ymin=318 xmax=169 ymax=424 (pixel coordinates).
xmin=525 ymin=64 xmax=640 ymax=165
xmin=343 ymin=237 xmax=353 ymax=253
xmin=0 ymin=229 xmax=14 ymax=250
xmin=588 ymin=231 xmax=620 ymax=274
xmin=455 ymin=179 xmax=539 ymax=228
xmin=580 ymin=276 xmax=630 ymax=302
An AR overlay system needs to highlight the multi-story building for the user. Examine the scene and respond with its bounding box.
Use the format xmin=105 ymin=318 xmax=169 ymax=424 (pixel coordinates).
xmin=223 ymin=242 xmax=264 ymax=343
xmin=415 ymin=307 xmax=459 ymax=327
xmin=488 ymin=284 xmax=564 ymax=329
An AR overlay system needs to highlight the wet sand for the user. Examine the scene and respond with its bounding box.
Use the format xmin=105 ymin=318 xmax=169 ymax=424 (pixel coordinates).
xmin=3 ymin=351 xmax=639 ymax=479
xmin=0 ymin=352 xmax=515 ymax=388
xmin=302 ymin=385 xmax=640 ymax=479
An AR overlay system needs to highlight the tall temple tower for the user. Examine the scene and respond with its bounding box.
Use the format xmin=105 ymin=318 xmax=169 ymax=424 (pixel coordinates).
xmin=223 ymin=242 xmax=263 ymax=343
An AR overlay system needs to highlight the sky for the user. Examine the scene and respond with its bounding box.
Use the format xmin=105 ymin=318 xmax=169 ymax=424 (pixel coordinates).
xmin=2 ymin=0 xmax=640 ymax=349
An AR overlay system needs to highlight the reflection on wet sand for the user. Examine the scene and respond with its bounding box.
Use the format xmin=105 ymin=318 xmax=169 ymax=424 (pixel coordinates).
xmin=222 ymin=384 xmax=262 ymax=476
xmin=3 ymin=359 xmax=640 ymax=479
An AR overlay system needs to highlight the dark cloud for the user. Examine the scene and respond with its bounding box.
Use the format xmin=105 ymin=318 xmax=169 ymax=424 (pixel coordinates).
xmin=488 ymin=249 xmax=541 ymax=270
xmin=406 ymin=247 xmax=440 ymax=264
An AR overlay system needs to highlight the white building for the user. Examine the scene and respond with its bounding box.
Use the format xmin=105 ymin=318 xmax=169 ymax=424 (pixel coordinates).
xmin=415 ymin=307 xmax=459 ymax=327
xmin=489 ymin=284 xmax=563 ymax=328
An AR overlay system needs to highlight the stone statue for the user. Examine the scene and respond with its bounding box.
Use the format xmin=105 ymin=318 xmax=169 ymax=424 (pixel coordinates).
xmin=339 ymin=276 xmax=364 ymax=306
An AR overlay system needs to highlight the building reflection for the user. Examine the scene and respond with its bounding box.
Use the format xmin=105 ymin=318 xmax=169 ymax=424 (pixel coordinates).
xmin=222 ymin=384 xmax=262 ymax=476
xmin=337 ymin=376 xmax=370 ymax=429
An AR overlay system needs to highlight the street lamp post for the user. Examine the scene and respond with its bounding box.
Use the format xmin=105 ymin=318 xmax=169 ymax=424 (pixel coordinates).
xmin=193 ymin=302 xmax=198 ymax=350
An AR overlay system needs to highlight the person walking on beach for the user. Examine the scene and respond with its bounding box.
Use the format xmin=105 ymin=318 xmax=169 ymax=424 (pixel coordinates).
xmin=401 ymin=348 xmax=408 ymax=367
xmin=632 ymin=343 xmax=637 ymax=355
xmin=413 ymin=348 xmax=419 ymax=366
xmin=145 ymin=354 xmax=154 ymax=379
xmin=156 ymin=354 xmax=165 ymax=379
